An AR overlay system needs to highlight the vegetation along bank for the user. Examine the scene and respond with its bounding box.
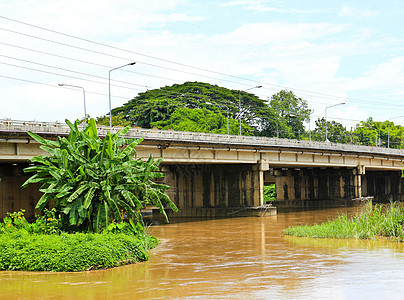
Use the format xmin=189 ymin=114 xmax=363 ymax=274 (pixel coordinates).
xmin=285 ymin=202 xmax=404 ymax=241
xmin=0 ymin=119 xmax=177 ymax=272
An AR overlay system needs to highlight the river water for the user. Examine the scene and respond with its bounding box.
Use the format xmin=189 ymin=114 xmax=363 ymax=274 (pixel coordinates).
xmin=1 ymin=207 xmax=404 ymax=299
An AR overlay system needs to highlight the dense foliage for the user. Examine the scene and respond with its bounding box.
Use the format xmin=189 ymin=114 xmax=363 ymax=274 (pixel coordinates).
xmin=0 ymin=231 xmax=157 ymax=272
xmin=264 ymin=184 xmax=276 ymax=202
xmin=285 ymin=202 xmax=404 ymax=240
xmin=267 ymin=90 xmax=312 ymax=139
xmin=0 ymin=209 xmax=158 ymax=272
xmin=22 ymin=118 xmax=177 ymax=232
xmin=106 ymin=81 xmax=277 ymax=135
xmin=312 ymin=118 xmax=351 ymax=143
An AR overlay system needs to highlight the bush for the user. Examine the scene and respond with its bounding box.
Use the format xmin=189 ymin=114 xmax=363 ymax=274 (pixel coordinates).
xmin=0 ymin=231 xmax=158 ymax=272
xmin=284 ymin=202 xmax=404 ymax=241
xmin=0 ymin=209 xmax=62 ymax=235
xmin=0 ymin=209 xmax=158 ymax=272
xmin=264 ymin=184 xmax=276 ymax=202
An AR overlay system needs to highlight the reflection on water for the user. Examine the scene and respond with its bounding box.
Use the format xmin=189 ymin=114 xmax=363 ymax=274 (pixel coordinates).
xmin=1 ymin=207 xmax=404 ymax=299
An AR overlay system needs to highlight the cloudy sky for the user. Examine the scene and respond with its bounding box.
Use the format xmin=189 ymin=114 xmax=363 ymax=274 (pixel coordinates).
xmin=1 ymin=0 xmax=403 ymax=129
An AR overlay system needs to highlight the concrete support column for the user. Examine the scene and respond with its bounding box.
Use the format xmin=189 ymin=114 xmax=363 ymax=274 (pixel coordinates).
xmin=340 ymin=174 xmax=345 ymax=199
xmin=274 ymin=169 xmax=290 ymax=201
xmin=354 ymin=165 xmax=365 ymax=198
xmin=257 ymin=160 xmax=269 ymax=206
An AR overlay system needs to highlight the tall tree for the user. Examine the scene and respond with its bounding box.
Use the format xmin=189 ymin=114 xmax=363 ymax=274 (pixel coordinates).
xmin=107 ymin=81 xmax=275 ymax=135
xmin=312 ymin=118 xmax=351 ymax=143
xmin=353 ymin=118 xmax=404 ymax=148
xmin=268 ymin=90 xmax=312 ymax=139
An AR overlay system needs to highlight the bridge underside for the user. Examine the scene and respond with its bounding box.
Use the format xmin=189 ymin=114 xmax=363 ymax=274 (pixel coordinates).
xmin=158 ymin=162 xmax=404 ymax=217
xmin=270 ymin=167 xmax=404 ymax=211
xmin=1 ymin=162 xmax=403 ymax=219
xmin=0 ymin=163 xmax=41 ymax=220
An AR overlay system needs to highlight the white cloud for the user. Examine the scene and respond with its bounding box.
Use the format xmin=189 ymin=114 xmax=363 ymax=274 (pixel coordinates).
xmin=211 ymin=22 xmax=347 ymax=46
xmin=339 ymin=6 xmax=379 ymax=18
xmin=220 ymin=0 xmax=329 ymax=14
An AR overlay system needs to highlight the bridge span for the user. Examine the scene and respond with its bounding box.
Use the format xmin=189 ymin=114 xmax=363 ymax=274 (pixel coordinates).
xmin=1 ymin=120 xmax=403 ymax=218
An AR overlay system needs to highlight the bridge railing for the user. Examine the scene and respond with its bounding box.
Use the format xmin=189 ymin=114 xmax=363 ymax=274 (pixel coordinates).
xmin=1 ymin=119 xmax=404 ymax=157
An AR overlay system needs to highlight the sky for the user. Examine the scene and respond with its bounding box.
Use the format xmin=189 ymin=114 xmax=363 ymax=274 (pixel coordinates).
xmin=1 ymin=0 xmax=404 ymax=130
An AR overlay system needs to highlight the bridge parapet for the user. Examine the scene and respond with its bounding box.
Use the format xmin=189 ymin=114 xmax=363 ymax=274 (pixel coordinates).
xmin=1 ymin=119 xmax=404 ymax=159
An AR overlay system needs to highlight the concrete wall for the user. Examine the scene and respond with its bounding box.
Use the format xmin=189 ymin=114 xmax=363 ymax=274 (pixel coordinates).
xmin=161 ymin=163 xmax=260 ymax=210
xmin=274 ymin=168 xmax=356 ymax=201
xmin=272 ymin=167 xmax=404 ymax=209
xmin=362 ymin=170 xmax=404 ymax=202
xmin=0 ymin=163 xmax=41 ymax=219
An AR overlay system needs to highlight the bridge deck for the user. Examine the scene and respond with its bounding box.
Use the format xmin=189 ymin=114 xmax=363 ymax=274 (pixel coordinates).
xmin=1 ymin=119 xmax=404 ymax=160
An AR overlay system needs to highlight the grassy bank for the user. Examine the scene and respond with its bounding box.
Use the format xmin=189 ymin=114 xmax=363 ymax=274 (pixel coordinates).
xmin=0 ymin=210 xmax=158 ymax=272
xmin=0 ymin=231 xmax=158 ymax=272
xmin=284 ymin=202 xmax=404 ymax=241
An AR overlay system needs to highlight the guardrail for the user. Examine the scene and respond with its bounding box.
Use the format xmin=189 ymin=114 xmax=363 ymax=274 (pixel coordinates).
xmin=1 ymin=119 xmax=404 ymax=158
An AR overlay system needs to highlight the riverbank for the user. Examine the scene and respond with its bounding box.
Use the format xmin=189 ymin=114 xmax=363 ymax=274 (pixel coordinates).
xmin=284 ymin=202 xmax=404 ymax=241
xmin=0 ymin=231 xmax=158 ymax=272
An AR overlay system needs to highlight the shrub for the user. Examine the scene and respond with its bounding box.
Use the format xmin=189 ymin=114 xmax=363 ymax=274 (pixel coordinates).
xmin=0 ymin=231 xmax=157 ymax=272
xmin=264 ymin=184 xmax=276 ymax=202
xmin=285 ymin=202 xmax=404 ymax=241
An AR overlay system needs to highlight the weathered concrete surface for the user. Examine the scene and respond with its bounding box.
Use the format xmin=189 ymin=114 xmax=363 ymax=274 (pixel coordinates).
xmin=161 ymin=163 xmax=261 ymax=209
xmin=271 ymin=167 xmax=403 ymax=210
xmin=0 ymin=163 xmax=41 ymax=220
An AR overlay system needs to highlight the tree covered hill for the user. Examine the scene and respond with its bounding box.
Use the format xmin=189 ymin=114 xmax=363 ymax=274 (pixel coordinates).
xmin=98 ymin=81 xmax=309 ymax=138
xmin=109 ymin=81 xmax=274 ymax=135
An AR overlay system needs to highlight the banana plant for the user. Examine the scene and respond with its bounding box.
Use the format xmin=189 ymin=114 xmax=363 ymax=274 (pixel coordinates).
xmin=22 ymin=118 xmax=178 ymax=232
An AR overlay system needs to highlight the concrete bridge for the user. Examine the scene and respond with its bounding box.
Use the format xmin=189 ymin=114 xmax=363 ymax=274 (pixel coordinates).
xmin=1 ymin=120 xmax=404 ymax=218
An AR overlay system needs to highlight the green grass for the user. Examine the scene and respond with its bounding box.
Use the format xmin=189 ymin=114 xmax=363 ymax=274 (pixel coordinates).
xmin=0 ymin=231 xmax=158 ymax=272
xmin=284 ymin=202 xmax=404 ymax=241
xmin=0 ymin=209 xmax=159 ymax=272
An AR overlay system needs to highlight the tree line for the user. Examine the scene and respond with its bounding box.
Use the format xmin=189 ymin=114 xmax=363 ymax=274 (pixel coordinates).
xmin=96 ymin=81 xmax=404 ymax=149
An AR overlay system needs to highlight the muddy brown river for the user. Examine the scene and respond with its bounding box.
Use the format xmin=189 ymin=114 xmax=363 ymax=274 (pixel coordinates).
xmin=1 ymin=207 xmax=404 ymax=299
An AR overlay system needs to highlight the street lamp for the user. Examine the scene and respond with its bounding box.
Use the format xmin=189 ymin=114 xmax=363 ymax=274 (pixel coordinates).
xmin=325 ymin=102 xmax=345 ymax=142
xmin=58 ymin=84 xmax=87 ymax=122
xmin=109 ymin=62 xmax=136 ymax=127
xmin=387 ymin=115 xmax=404 ymax=148
xmin=239 ymin=85 xmax=262 ymax=135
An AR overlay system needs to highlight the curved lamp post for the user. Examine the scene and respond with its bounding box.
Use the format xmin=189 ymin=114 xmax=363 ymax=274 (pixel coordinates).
xmin=58 ymin=84 xmax=87 ymax=122
xmin=239 ymin=85 xmax=262 ymax=135
xmin=109 ymin=62 xmax=136 ymax=127
xmin=387 ymin=115 xmax=404 ymax=148
xmin=325 ymin=102 xmax=345 ymax=142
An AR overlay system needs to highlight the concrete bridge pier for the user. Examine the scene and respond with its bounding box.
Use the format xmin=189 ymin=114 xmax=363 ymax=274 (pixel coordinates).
xmin=363 ymin=170 xmax=404 ymax=202
xmin=271 ymin=166 xmax=404 ymax=210
xmin=354 ymin=165 xmax=364 ymax=199
xmin=272 ymin=167 xmax=357 ymax=209
xmin=159 ymin=163 xmax=276 ymax=218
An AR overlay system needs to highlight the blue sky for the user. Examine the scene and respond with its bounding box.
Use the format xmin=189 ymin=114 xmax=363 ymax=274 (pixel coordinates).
xmin=0 ymin=0 xmax=403 ymax=129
